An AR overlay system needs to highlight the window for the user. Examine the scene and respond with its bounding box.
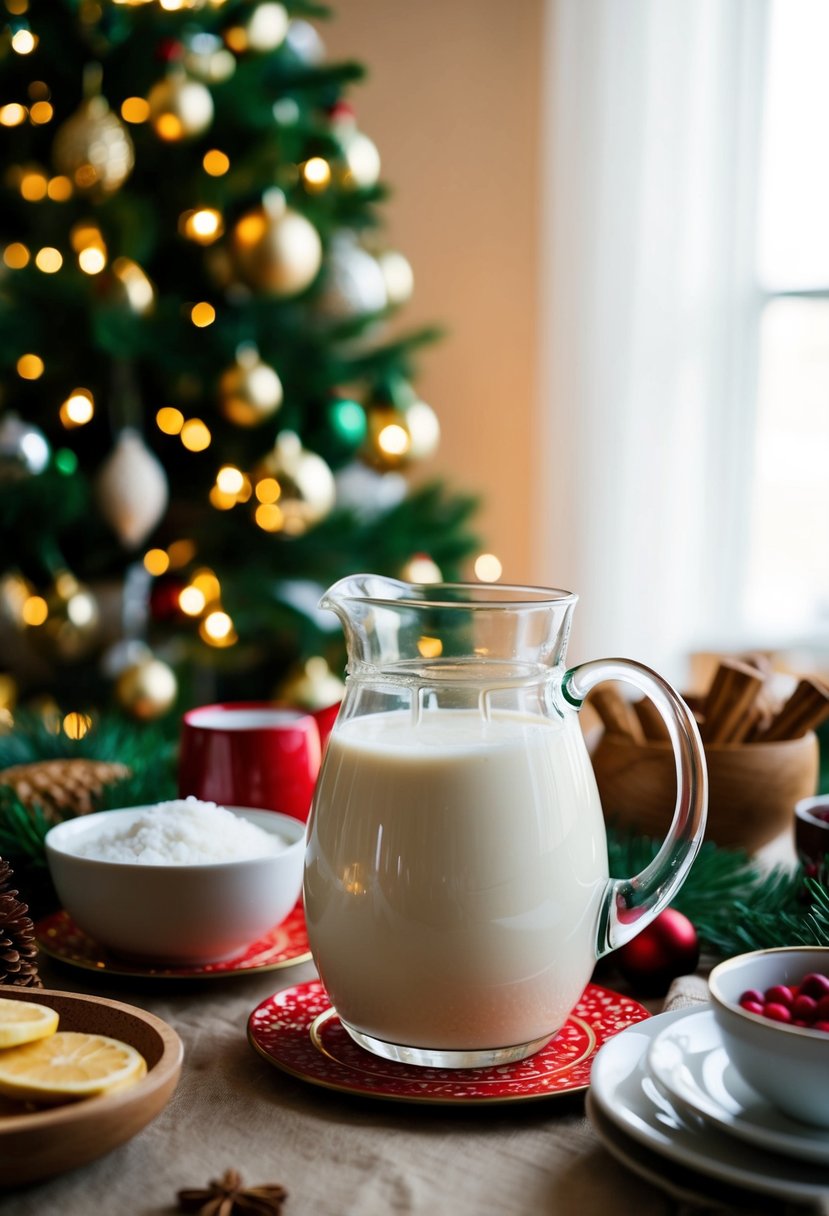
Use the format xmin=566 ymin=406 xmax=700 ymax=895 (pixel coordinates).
xmin=744 ymin=0 xmax=829 ymax=643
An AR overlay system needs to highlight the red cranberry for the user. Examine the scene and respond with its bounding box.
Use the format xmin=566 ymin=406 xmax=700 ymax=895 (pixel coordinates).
xmin=800 ymin=973 xmax=829 ymax=1000
xmin=738 ymin=988 xmax=765 ymax=1006
xmin=764 ymin=1002 xmax=793 ymax=1023
xmin=816 ymin=994 xmax=829 ymax=1019
xmin=814 ymin=1021 xmax=829 ymax=1032
xmin=739 ymin=999 xmax=765 ymax=1015
xmin=792 ymin=994 xmax=818 ymax=1021
xmin=764 ymin=984 xmax=794 ymax=1006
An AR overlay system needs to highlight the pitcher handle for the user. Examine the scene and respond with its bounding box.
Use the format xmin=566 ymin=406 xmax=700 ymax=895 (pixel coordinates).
xmin=562 ymin=658 xmax=708 ymax=956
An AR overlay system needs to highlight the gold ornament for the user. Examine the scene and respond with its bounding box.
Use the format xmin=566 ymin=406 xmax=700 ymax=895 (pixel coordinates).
xmin=52 ymin=94 xmax=134 ymax=196
xmin=253 ymin=431 xmax=335 ymax=536
xmin=115 ymin=657 xmax=178 ymax=720
xmin=148 ymin=71 xmax=214 ymax=142
xmin=230 ymin=189 xmax=322 ymax=296
xmin=27 ymin=572 xmax=100 ymax=664
xmin=363 ymin=403 xmax=411 ymax=471
xmin=219 ymin=346 xmax=283 ymax=427
xmin=275 ymin=656 xmax=345 ymax=711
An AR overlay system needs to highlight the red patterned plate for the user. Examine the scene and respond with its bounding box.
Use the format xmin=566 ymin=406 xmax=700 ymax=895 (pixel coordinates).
xmin=35 ymin=904 xmax=312 ymax=979
xmin=248 ymin=979 xmax=650 ymax=1104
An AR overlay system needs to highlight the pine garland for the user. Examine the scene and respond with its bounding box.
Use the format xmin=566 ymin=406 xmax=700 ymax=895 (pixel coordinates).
xmin=607 ymin=828 xmax=829 ymax=955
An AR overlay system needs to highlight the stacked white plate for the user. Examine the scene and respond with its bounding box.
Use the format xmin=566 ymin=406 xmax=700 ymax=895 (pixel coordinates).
xmin=587 ymin=1006 xmax=829 ymax=1204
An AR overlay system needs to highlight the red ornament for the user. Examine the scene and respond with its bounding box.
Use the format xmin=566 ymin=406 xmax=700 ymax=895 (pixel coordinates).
xmin=615 ymin=907 xmax=699 ymax=996
xmin=156 ymin=38 xmax=184 ymax=63
xmin=149 ymin=575 xmax=186 ymax=623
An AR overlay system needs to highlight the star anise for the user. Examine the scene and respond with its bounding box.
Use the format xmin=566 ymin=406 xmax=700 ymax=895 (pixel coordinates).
xmin=177 ymin=1169 xmax=287 ymax=1216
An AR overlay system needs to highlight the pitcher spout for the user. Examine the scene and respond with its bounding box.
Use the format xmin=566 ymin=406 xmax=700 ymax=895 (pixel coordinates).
xmin=320 ymin=574 xmax=579 ymax=676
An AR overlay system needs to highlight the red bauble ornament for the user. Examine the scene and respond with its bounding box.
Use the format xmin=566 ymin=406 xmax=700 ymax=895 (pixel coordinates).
xmin=615 ymin=908 xmax=699 ymax=996
xmin=149 ymin=575 xmax=186 ymax=623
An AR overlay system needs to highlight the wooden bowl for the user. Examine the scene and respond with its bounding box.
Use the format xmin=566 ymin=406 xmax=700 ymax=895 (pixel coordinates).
xmin=0 ymin=986 xmax=183 ymax=1186
xmin=591 ymin=730 xmax=820 ymax=853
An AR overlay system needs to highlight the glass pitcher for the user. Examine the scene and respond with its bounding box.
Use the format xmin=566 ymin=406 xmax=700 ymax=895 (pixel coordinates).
xmin=304 ymin=575 xmax=707 ymax=1068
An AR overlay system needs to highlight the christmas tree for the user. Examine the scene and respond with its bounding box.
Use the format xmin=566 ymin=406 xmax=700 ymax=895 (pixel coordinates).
xmin=0 ymin=0 xmax=478 ymax=722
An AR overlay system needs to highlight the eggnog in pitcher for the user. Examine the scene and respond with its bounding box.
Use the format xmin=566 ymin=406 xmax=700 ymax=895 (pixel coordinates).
xmin=304 ymin=707 xmax=609 ymax=1053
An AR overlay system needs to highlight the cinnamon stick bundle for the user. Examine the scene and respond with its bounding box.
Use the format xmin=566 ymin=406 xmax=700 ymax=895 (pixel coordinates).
xmin=699 ymin=659 xmax=765 ymax=744
xmin=589 ymin=686 xmax=645 ymax=743
xmin=756 ymin=676 xmax=829 ymax=742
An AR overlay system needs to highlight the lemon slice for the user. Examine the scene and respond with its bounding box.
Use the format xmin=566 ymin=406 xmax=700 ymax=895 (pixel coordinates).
xmin=0 ymin=1031 xmax=147 ymax=1104
xmin=0 ymin=998 xmax=59 ymax=1048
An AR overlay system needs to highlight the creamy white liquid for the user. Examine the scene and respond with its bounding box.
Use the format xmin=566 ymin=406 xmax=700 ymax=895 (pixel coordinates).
xmin=304 ymin=708 xmax=609 ymax=1051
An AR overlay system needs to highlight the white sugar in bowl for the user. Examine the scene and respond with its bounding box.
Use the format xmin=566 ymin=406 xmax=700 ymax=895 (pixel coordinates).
xmin=45 ymin=802 xmax=305 ymax=964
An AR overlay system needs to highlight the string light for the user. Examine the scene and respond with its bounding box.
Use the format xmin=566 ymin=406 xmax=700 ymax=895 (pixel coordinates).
xmin=181 ymin=208 xmax=224 ymax=244
xmin=156 ymin=406 xmax=184 ymax=435
xmin=255 ymin=503 xmax=283 ymax=532
xmin=203 ymin=149 xmax=230 ymax=176
xmin=0 ymin=104 xmax=27 ymax=127
xmin=6 ymin=0 xmax=30 ymax=15
xmin=180 ymin=418 xmax=211 ymax=451
xmin=16 ymin=353 xmax=43 ymax=379
xmin=377 ymin=422 xmax=409 ymax=458
xmin=216 ymin=465 xmax=244 ymax=495
xmin=167 ymin=539 xmax=196 ymax=568
xmin=28 ymin=80 xmax=48 ymax=100
xmin=21 ymin=595 xmax=48 ymax=626
xmin=209 ymin=486 xmax=236 ymax=510
xmin=190 ymin=301 xmax=215 ymax=327
xmin=143 ymin=548 xmax=170 ymax=576
xmin=11 ymin=29 xmax=37 ymax=54
xmin=71 ymin=223 xmax=107 ymax=275
xmin=191 ymin=569 xmax=221 ymax=602
xmin=255 ymin=477 xmax=280 ymax=504
xmin=301 ymin=157 xmax=331 ymax=192
xmin=35 ymin=247 xmax=62 ymax=273
xmin=121 ymin=97 xmax=150 ymax=124
xmin=474 ymin=553 xmax=503 ymax=582
xmin=47 ymin=176 xmax=72 ymax=201
xmin=179 ymin=586 xmax=206 ymax=616
xmin=29 ymin=101 xmax=52 ymax=124
xmin=3 ymin=243 xmax=29 ymax=269
xmin=200 ymin=610 xmax=236 ymax=647
xmin=20 ymin=171 xmax=47 ymax=200
xmin=60 ymin=389 xmax=95 ymax=428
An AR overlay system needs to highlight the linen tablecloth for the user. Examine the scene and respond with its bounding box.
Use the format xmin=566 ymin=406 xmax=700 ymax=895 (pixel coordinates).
xmin=0 ymin=958 xmax=824 ymax=1216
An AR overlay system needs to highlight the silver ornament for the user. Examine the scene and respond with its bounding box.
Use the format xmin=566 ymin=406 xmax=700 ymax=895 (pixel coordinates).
xmin=0 ymin=414 xmax=50 ymax=482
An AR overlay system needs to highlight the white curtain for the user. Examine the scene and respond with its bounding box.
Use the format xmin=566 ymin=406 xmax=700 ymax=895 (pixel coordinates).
xmin=536 ymin=0 xmax=769 ymax=684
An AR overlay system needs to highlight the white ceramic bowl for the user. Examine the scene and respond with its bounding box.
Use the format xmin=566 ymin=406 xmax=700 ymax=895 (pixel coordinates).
xmin=708 ymin=947 xmax=829 ymax=1128
xmin=45 ymin=806 xmax=305 ymax=964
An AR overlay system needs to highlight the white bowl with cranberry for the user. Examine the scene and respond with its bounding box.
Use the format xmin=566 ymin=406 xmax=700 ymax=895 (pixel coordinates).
xmin=708 ymin=947 xmax=829 ymax=1128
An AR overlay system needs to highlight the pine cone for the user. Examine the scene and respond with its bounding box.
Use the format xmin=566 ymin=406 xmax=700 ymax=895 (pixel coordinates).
xmin=0 ymin=859 xmax=41 ymax=988
xmin=0 ymin=758 xmax=131 ymax=820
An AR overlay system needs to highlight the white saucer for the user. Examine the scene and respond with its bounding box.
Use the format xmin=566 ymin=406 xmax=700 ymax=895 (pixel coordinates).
xmin=647 ymin=1008 xmax=829 ymax=1167
xmin=588 ymin=1007 xmax=829 ymax=1202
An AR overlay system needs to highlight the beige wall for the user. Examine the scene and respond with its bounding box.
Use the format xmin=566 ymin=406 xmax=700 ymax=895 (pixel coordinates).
xmin=324 ymin=1 xmax=545 ymax=583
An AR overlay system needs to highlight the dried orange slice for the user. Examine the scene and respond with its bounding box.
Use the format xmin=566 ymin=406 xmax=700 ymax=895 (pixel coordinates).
xmin=0 ymin=1031 xmax=146 ymax=1104
xmin=0 ymin=998 xmax=59 ymax=1048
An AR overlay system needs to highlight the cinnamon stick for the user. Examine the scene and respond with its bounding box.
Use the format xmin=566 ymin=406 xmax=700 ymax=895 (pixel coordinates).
xmin=700 ymin=659 xmax=765 ymax=744
xmin=633 ymin=697 xmax=669 ymax=742
xmin=589 ymin=686 xmax=645 ymax=742
xmin=756 ymin=676 xmax=829 ymax=742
